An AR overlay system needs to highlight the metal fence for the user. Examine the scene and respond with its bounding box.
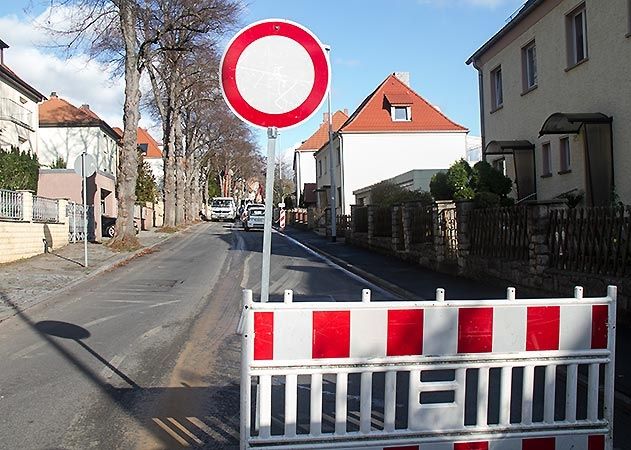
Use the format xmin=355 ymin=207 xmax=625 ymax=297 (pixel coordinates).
xmin=0 ymin=189 xmax=23 ymax=220
xmin=353 ymin=206 xmax=368 ymax=233
xmin=409 ymin=205 xmax=433 ymax=244
xmin=469 ymin=206 xmax=529 ymax=261
xmin=32 ymin=195 xmax=59 ymax=223
xmin=549 ymin=205 xmax=631 ymax=277
xmin=66 ymin=201 xmax=90 ymax=242
xmin=335 ymin=215 xmax=351 ymax=237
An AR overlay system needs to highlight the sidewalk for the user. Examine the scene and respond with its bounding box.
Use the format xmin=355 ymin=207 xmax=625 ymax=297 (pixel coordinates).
xmin=0 ymin=228 xmax=185 ymax=322
xmin=281 ymin=226 xmax=631 ymax=400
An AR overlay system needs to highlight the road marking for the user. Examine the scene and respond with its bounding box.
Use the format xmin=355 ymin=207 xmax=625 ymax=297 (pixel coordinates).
xmin=204 ymin=415 xmax=239 ymax=440
xmin=152 ymin=418 xmax=190 ymax=446
xmin=105 ymin=300 xmax=152 ymax=304
xmin=148 ymin=300 xmax=181 ymax=308
xmin=11 ymin=341 xmax=47 ymax=359
xmin=100 ymin=354 xmax=125 ymax=379
xmin=167 ymin=418 xmax=203 ymax=445
xmin=186 ymin=417 xmax=227 ymax=443
xmin=277 ymin=230 xmax=395 ymax=299
xmin=139 ymin=325 xmax=162 ymax=341
xmin=83 ymin=314 xmax=120 ymax=328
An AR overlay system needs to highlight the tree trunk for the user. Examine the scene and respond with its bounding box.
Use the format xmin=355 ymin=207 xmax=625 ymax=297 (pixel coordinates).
xmin=162 ymin=111 xmax=177 ymax=228
xmin=174 ymin=114 xmax=186 ymax=225
xmin=110 ymin=1 xmax=141 ymax=249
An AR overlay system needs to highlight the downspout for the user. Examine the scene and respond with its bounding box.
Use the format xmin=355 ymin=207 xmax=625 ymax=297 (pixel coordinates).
xmin=339 ymin=133 xmax=345 ymax=215
xmin=473 ymin=60 xmax=486 ymax=160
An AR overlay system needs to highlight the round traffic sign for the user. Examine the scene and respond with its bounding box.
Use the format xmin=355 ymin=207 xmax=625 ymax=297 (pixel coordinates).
xmin=220 ymin=19 xmax=330 ymax=130
xmin=73 ymin=153 xmax=97 ymax=178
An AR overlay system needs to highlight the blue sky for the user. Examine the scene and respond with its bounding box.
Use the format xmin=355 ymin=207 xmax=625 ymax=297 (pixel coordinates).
xmin=240 ymin=0 xmax=526 ymax=156
xmin=0 ymin=0 xmax=526 ymax=157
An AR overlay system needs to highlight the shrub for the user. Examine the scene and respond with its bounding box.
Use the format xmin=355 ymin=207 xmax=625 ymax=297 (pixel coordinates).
xmin=429 ymin=172 xmax=453 ymax=200
xmin=472 ymin=161 xmax=512 ymax=197
xmin=50 ymin=156 xmax=67 ymax=169
xmin=0 ymin=147 xmax=39 ymax=192
xmin=370 ymin=181 xmax=432 ymax=207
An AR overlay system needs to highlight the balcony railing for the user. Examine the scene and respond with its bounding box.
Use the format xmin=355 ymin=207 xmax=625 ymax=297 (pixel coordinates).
xmin=0 ymin=97 xmax=33 ymax=129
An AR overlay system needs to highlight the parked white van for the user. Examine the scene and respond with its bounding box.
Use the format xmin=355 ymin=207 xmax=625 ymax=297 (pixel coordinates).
xmin=210 ymin=197 xmax=237 ymax=221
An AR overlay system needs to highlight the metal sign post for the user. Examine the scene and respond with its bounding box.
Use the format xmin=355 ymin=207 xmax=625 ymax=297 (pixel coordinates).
xmin=220 ymin=19 xmax=331 ymax=303
xmin=261 ymin=127 xmax=277 ymax=303
xmin=82 ymin=152 xmax=88 ymax=268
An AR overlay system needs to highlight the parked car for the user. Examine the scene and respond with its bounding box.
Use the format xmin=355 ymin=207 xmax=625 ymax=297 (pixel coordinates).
xmin=243 ymin=206 xmax=266 ymax=231
xmin=102 ymin=216 xmax=139 ymax=238
xmin=210 ymin=197 xmax=237 ymax=221
xmin=241 ymin=203 xmax=265 ymax=226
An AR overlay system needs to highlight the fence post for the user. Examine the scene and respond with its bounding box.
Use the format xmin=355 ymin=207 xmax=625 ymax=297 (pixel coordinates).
xmin=391 ymin=205 xmax=401 ymax=252
xmin=527 ymin=200 xmax=567 ymax=287
xmin=367 ymin=205 xmax=375 ymax=248
xmin=18 ymin=190 xmax=33 ymax=222
xmin=402 ymin=203 xmax=412 ymax=252
xmin=455 ymin=200 xmax=475 ymax=274
xmin=432 ymin=201 xmax=454 ymax=267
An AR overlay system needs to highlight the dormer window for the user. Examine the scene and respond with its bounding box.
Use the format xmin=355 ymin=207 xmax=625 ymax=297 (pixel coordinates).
xmin=393 ymin=106 xmax=410 ymax=121
xmin=385 ymin=92 xmax=412 ymax=122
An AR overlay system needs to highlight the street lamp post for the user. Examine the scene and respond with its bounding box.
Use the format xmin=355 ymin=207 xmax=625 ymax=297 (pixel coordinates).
xmin=325 ymin=45 xmax=337 ymax=242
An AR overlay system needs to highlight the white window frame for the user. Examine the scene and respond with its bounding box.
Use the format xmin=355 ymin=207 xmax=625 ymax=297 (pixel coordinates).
xmin=490 ymin=66 xmax=503 ymax=110
xmin=567 ymin=4 xmax=588 ymax=67
xmin=559 ymin=137 xmax=571 ymax=173
xmin=391 ymin=105 xmax=411 ymax=121
xmin=541 ymin=142 xmax=552 ymax=176
xmin=522 ymin=41 xmax=537 ymax=91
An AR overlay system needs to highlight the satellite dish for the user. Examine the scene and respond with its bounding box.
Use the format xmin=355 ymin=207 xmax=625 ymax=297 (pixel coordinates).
xmin=73 ymin=154 xmax=97 ymax=178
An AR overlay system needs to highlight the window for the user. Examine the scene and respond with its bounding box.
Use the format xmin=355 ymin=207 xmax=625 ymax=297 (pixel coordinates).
xmin=567 ymin=4 xmax=587 ymax=67
xmin=541 ymin=142 xmax=552 ymax=176
xmin=491 ymin=66 xmax=503 ymax=110
xmin=522 ymin=41 xmax=537 ymax=91
xmin=318 ymin=160 xmax=322 ymax=177
xmin=559 ymin=137 xmax=571 ymax=172
xmin=392 ymin=106 xmax=410 ymax=121
xmin=337 ymin=187 xmax=342 ymax=207
xmin=139 ymin=143 xmax=148 ymax=155
xmin=324 ymin=155 xmax=328 ymax=173
xmin=336 ymin=148 xmax=341 ymax=166
xmin=493 ymin=158 xmax=506 ymax=176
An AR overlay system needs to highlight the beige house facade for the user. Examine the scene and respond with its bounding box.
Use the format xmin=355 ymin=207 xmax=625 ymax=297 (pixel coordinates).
xmin=467 ymin=0 xmax=631 ymax=206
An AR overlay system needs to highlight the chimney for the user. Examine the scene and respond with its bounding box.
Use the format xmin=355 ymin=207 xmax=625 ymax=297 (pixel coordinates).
xmin=0 ymin=39 xmax=9 ymax=66
xmin=343 ymin=108 xmax=349 ymax=115
xmin=50 ymin=91 xmax=58 ymax=98
xmin=394 ymin=71 xmax=410 ymax=87
xmin=80 ymin=104 xmax=90 ymax=110
xmin=323 ymin=112 xmax=330 ymax=124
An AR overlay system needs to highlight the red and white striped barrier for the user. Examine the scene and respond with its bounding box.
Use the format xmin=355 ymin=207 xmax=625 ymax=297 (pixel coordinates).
xmin=239 ymin=286 xmax=616 ymax=450
xmin=279 ymin=209 xmax=286 ymax=230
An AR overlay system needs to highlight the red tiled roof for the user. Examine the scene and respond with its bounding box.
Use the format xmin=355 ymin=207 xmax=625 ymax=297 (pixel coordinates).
xmin=340 ymin=74 xmax=468 ymax=133
xmin=113 ymin=127 xmax=163 ymax=158
xmin=137 ymin=127 xmax=163 ymax=158
xmin=296 ymin=110 xmax=349 ymax=152
xmin=385 ymin=92 xmax=413 ymax=105
xmin=39 ymin=95 xmax=119 ymax=140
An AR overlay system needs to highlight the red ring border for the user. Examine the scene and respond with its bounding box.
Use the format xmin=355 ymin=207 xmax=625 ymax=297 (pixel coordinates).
xmin=220 ymin=19 xmax=330 ymax=129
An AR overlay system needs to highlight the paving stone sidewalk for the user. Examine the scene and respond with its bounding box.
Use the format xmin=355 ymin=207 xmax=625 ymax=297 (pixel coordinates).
xmin=0 ymin=229 xmax=178 ymax=321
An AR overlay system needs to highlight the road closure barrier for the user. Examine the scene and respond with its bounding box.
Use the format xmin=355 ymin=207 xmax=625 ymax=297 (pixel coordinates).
xmin=238 ymin=286 xmax=616 ymax=450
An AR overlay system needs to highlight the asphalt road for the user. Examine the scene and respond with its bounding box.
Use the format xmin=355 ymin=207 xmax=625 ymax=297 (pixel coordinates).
xmin=0 ymin=222 xmax=396 ymax=450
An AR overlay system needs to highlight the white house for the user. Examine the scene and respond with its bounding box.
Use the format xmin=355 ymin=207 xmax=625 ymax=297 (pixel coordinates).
xmin=293 ymin=110 xmax=348 ymax=206
xmin=315 ymin=72 xmax=469 ymax=214
xmin=0 ymin=39 xmax=45 ymax=153
xmin=467 ymin=0 xmax=631 ymax=206
xmin=37 ymin=92 xmax=120 ymax=241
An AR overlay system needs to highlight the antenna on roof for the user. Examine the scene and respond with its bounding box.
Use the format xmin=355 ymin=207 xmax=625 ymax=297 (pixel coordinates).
xmin=506 ymin=0 xmax=529 ymax=23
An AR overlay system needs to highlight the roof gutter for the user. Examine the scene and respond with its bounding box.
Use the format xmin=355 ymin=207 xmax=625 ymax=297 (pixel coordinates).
xmin=465 ymin=0 xmax=544 ymax=65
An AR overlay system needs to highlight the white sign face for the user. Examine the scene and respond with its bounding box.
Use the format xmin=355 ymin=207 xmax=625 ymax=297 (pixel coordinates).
xmin=235 ymin=35 xmax=315 ymax=115
xmin=73 ymin=154 xmax=97 ymax=178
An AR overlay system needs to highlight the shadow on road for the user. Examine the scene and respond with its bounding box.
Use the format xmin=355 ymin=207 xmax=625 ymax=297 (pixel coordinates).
xmin=0 ymin=292 xmax=239 ymax=449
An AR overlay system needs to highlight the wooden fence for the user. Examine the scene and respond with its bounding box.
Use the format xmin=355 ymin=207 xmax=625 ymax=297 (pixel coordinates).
xmin=354 ymin=206 xmax=368 ymax=233
xmin=469 ymin=206 xmax=529 ymax=261
xmin=548 ymin=206 xmax=631 ymax=277
xmin=373 ymin=207 xmax=392 ymax=237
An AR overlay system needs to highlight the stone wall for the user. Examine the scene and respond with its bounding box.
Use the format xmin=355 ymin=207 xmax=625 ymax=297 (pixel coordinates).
xmin=347 ymin=200 xmax=630 ymax=316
